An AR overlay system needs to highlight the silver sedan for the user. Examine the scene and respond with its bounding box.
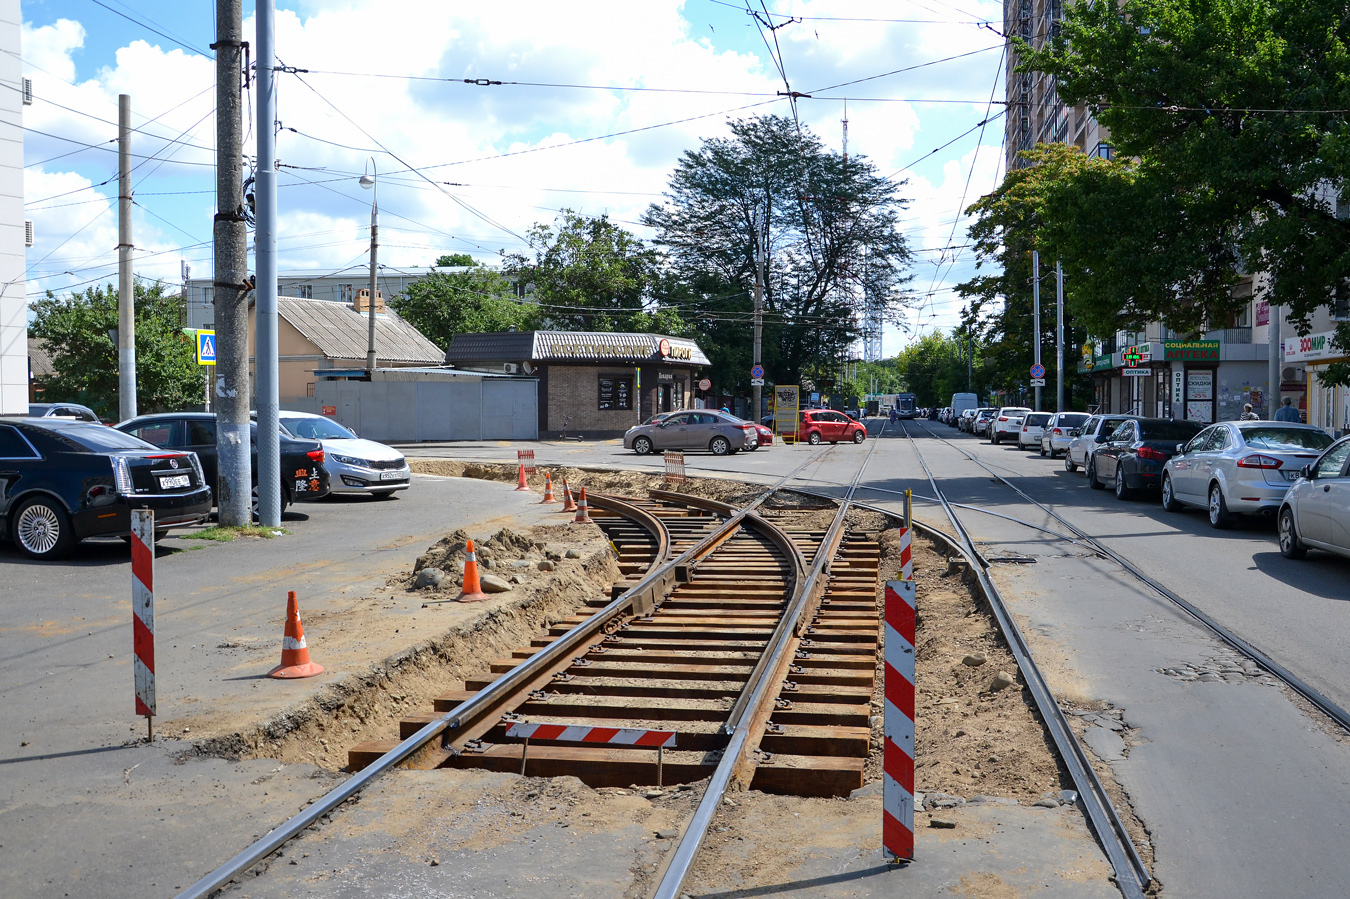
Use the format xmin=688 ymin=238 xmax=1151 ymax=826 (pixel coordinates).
xmin=623 ymin=410 xmax=757 ymax=456
xmin=1279 ymin=436 xmax=1350 ymax=561
xmin=1161 ymin=421 xmax=1334 ymax=528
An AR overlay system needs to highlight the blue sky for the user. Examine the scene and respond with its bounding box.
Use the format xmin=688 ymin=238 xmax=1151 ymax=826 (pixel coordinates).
xmin=20 ymin=0 xmax=1007 ymax=353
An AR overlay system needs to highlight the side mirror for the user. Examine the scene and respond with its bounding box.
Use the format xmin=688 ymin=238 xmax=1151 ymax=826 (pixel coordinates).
xmin=1302 ymin=464 xmax=1313 ymax=480
xmin=1096 ymin=434 xmax=1109 ymax=443
xmin=1176 ymin=444 xmax=1185 ymax=455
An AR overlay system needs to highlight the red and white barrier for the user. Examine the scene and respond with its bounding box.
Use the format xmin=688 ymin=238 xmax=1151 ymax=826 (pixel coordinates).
xmin=517 ymin=449 xmax=536 ymax=477
xmin=664 ymin=451 xmax=686 ymax=484
xmin=131 ymin=510 xmax=156 ymax=737
xmin=899 ymin=527 xmax=912 ymax=581
xmin=884 ymin=579 xmax=916 ymax=861
xmin=506 ymin=722 xmax=676 ymax=748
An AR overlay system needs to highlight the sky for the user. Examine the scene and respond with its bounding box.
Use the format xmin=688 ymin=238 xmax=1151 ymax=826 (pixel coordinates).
xmin=18 ymin=0 xmax=1007 ymax=356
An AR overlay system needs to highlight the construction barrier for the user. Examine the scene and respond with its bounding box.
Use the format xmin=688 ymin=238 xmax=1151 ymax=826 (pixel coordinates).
xmin=899 ymin=527 xmax=913 ymax=581
xmin=572 ymin=487 xmax=594 ymax=524
xmin=540 ymin=472 xmax=556 ymax=503
xmin=269 ymin=591 xmax=325 ymax=678
xmin=505 ymin=722 xmax=676 ymax=748
xmin=884 ymin=579 xmax=917 ymax=861
xmin=514 ymin=462 xmax=530 ymax=491
xmin=559 ymin=479 xmax=577 ymax=513
xmin=131 ymin=510 xmax=156 ymax=739
xmin=517 ymin=449 xmax=536 ymax=477
xmin=457 ymin=539 xmax=490 ymax=602
xmin=664 ymin=451 xmax=686 ymax=484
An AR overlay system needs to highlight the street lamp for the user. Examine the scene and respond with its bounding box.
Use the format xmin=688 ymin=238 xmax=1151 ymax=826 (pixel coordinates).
xmin=360 ymin=158 xmax=378 ymax=373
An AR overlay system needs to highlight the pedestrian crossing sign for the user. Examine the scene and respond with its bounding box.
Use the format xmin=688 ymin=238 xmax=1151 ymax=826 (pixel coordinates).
xmin=196 ymin=330 xmax=217 ymax=365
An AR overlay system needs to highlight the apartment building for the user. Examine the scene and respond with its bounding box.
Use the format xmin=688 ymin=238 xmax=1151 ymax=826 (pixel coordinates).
xmin=0 ymin=0 xmax=25 ymax=415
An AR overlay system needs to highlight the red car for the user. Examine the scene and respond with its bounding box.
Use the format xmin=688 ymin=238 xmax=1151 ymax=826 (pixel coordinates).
xmin=797 ymin=409 xmax=866 ymax=445
xmin=750 ymin=422 xmax=773 ymax=449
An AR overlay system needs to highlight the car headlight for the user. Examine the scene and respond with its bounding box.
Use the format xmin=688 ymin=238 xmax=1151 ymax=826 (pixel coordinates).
xmin=330 ymin=453 xmax=366 ymax=467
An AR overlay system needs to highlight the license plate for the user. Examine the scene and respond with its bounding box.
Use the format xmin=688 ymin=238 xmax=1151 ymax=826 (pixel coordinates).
xmin=379 ymin=471 xmax=406 ymax=481
xmin=1285 ymin=470 xmax=1301 ymax=481
xmin=159 ymin=475 xmax=190 ymax=489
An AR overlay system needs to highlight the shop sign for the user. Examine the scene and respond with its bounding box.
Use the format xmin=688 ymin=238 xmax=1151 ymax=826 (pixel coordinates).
xmin=1164 ymin=340 xmax=1221 ymax=362
xmin=545 ymin=337 xmax=694 ymax=361
xmin=1256 ymin=300 xmax=1270 ymax=326
xmin=1284 ymin=330 xmax=1344 ymax=364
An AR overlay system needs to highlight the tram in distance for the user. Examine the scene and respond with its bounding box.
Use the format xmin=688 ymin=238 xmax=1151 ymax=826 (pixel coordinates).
xmin=880 ymin=393 xmax=918 ymax=419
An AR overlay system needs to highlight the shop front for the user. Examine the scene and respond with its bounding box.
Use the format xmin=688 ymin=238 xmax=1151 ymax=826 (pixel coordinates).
xmin=1285 ymin=330 xmax=1350 ymax=437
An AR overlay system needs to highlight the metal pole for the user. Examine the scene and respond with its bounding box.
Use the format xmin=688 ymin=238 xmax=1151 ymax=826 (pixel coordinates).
xmin=213 ymin=0 xmax=252 ymax=526
xmin=1267 ymin=303 xmax=1281 ymax=419
xmin=1032 ymin=249 xmax=1041 ymax=412
xmin=752 ymin=227 xmax=764 ymax=420
xmin=117 ymin=94 xmax=136 ymax=422
xmin=364 ymin=160 xmax=378 ymax=373
xmin=254 ymin=0 xmax=281 ymax=527
xmin=1056 ymin=260 xmax=1065 ymax=412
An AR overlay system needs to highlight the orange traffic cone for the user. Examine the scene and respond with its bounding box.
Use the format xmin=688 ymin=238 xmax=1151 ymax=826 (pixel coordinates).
xmin=514 ymin=462 xmax=530 ymax=491
xmin=269 ymin=591 xmax=325 ymax=679
xmin=572 ymin=487 xmax=594 ymax=524
xmin=540 ymin=472 xmax=556 ymax=503
xmin=457 ymin=538 xmax=490 ymax=602
xmin=560 ymin=479 xmax=577 ymax=513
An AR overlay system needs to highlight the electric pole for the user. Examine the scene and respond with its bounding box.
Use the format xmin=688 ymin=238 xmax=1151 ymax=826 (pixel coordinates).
xmin=1032 ymin=249 xmax=1041 ymax=412
xmin=1056 ymin=261 xmax=1065 ymax=412
xmin=213 ymin=0 xmax=252 ymax=526
xmin=752 ymin=227 xmax=764 ymax=421
xmin=254 ymin=0 xmax=281 ymax=527
xmin=117 ymin=94 xmax=136 ymax=422
xmin=1267 ymin=303 xmax=1281 ymax=418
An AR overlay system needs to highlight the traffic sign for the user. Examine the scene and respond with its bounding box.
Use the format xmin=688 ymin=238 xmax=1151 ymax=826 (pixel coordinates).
xmin=750 ymin=378 xmax=764 ymax=386
xmin=698 ymin=378 xmax=711 ymax=391
xmin=750 ymin=364 xmax=765 ymax=379
xmin=196 ymin=330 xmax=217 ymax=366
xmin=1030 ymin=378 xmax=1046 ymax=387
xmin=1030 ymin=363 xmax=1045 ymax=379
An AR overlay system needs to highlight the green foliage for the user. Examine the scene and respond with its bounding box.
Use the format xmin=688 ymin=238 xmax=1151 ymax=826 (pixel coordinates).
xmin=390 ymin=268 xmax=536 ymax=348
xmin=434 ymin=253 xmax=477 ymax=267
xmin=893 ymin=332 xmax=980 ymax=407
xmin=1016 ymin=0 xmax=1350 ymax=381
xmin=643 ymin=115 xmax=913 ymax=390
xmin=29 ymin=282 xmax=200 ymax=419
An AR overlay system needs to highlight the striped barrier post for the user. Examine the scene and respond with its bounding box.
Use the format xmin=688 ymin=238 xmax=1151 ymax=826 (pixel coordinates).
xmin=517 ymin=449 xmax=536 ymax=477
xmin=884 ymin=579 xmax=916 ymax=861
xmin=131 ymin=509 xmax=156 ymax=741
xmin=899 ymin=527 xmax=913 ymax=581
xmin=664 ymin=451 xmax=686 ymax=484
xmin=506 ymin=722 xmax=676 ymax=786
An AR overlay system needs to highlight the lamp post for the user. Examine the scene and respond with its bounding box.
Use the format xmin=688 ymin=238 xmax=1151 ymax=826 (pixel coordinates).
xmin=360 ymin=159 xmax=378 ymax=373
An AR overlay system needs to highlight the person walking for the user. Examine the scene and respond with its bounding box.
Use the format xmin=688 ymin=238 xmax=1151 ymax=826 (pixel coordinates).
xmin=1240 ymin=403 xmax=1260 ymax=421
xmin=1273 ymin=396 xmax=1302 ymax=422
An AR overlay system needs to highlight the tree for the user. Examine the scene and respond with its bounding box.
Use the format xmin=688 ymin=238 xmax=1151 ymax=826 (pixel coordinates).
xmin=893 ymin=331 xmax=979 ymax=408
xmin=502 ymin=210 xmax=685 ymax=334
xmin=390 ymin=268 xmax=536 ymax=348
xmin=434 ymin=253 xmax=476 ymax=267
xmin=29 ymin=281 xmax=200 ymax=419
xmin=1017 ymin=0 xmax=1350 ymax=382
xmin=643 ymin=115 xmax=913 ymax=390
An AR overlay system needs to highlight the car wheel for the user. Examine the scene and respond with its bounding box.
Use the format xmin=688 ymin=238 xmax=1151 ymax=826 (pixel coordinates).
xmin=1039 ymin=442 xmax=1047 ymax=457
xmin=808 ymin=431 xmax=822 ymax=445
xmin=1087 ymin=458 xmax=1104 ymax=489
xmin=1207 ymin=482 xmax=1234 ymax=529
xmin=13 ymin=496 xmax=76 ymax=560
xmin=991 ymin=432 xmax=1000 ymax=445
xmin=632 ymin=436 xmax=653 ymax=455
xmin=710 ymin=436 xmax=731 ymax=456
xmin=1278 ymin=506 xmax=1307 ymax=559
xmin=1065 ymin=452 xmax=1078 ymax=473
xmin=1161 ymin=475 xmax=1183 ymax=512
xmin=251 ymin=482 xmax=293 ymax=522
xmin=853 ymin=430 xmax=865 ymax=444
xmin=1114 ymin=466 xmax=1133 ymax=500
xmin=746 ymin=444 xmax=758 ymax=452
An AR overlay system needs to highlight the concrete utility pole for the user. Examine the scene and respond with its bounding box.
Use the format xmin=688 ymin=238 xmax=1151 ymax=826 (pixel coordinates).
xmin=361 ymin=159 xmax=378 ymax=372
xmin=752 ymin=227 xmax=764 ymax=421
xmin=117 ymin=94 xmax=136 ymax=422
xmin=1056 ymin=259 xmax=1065 ymax=413
xmin=1032 ymin=249 xmax=1041 ymax=412
xmin=1267 ymin=302 xmax=1281 ymax=418
xmin=254 ymin=0 xmax=281 ymax=527
xmin=213 ymin=0 xmax=252 ymax=526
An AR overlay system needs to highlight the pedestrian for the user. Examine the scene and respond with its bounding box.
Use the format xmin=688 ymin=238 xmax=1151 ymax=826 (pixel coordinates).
xmin=889 ymin=407 xmax=897 ymax=424
xmin=720 ymin=405 xmax=730 ymax=415
xmin=1240 ymin=403 xmax=1260 ymax=421
xmin=1273 ymin=396 xmax=1301 ymax=422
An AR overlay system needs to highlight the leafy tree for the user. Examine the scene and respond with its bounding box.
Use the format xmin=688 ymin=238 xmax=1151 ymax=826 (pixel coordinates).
xmin=893 ymin=331 xmax=982 ymax=408
xmin=1017 ymin=0 xmax=1350 ymax=382
xmin=29 ymin=281 xmax=200 ymax=419
xmin=390 ymin=268 xmax=536 ymax=348
xmin=434 ymin=253 xmax=477 ymax=267
xmin=643 ymin=115 xmax=913 ymax=390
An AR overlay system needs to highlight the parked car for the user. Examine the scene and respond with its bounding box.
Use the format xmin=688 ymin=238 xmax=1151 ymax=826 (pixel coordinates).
xmin=971 ymin=408 xmax=999 ymax=436
xmin=25 ymin=402 xmax=102 ymax=423
xmin=1039 ymin=412 xmax=1091 ymax=458
xmin=1017 ymin=412 xmax=1053 ymax=450
xmin=1278 ymin=436 xmax=1350 ymax=561
xmin=277 ymin=412 xmax=410 ymax=497
xmin=624 ymin=410 xmax=757 ymax=455
xmin=1064 ymin=414 xmax=1141 ymax=472
xmin=0 ymin=417 xmax=212 ymax=559
xmin=117 ymin=412 xmax=330 ymax=512
xmin=1162 ymin=421 xmax=1334 ymax=527
xmin=797 ymin=408 xmax=867 ymax=445
xmin=1087 ymin=418 xmax=1204 ymax=499
xmin=990 ymin=407 xmax=1032 ymax=445
xmin=958 ymin=408 xmax=979 ymax=432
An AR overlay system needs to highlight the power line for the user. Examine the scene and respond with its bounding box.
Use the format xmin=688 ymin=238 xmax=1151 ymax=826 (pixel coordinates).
xmin=85 ymin=0 xmax=214 ymax=58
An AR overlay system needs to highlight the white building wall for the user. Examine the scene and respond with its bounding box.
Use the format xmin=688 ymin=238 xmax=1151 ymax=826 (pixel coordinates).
xmin=0 ymin=0 xmax=25 ymax=414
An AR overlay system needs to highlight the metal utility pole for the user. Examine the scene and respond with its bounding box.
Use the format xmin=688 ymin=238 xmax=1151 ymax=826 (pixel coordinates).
xmin=254 ymin=0 xmax=281 ymax=527
xmin=1032 ymin=249 xmax=1041 ymax=412
xmin=1056 ymin=260 xmax=1065 ymax=412
xmin=1267 ymin=302 xmax=1281 ymax=419
xmin=117 ymin=94 xmax=136 ymax=422
xmin=752 ymin=228 xmax=764 ymax=421
xmin=213 ymin=0 xmax=252 ymax=526
xmin=361 ymin=160 xmax=378 ymax=372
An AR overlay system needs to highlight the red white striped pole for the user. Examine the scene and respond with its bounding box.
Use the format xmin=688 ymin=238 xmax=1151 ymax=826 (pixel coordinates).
xmin=898 ymin=527 xmax=912 ymax=581
xmin=505 ymin=722 xmax=676 ymax=748
xmin=884 ymin=578 xmax=916 ymax=861
xmin=131 ymin=509 xmax=156 ymax=741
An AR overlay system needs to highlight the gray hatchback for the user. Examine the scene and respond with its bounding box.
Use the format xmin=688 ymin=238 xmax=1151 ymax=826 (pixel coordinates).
xmin=624 ymin=410 xmax=757 ymax=455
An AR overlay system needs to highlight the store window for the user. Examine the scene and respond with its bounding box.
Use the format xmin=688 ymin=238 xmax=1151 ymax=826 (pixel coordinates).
xmin=598 ymin=375 xmax=633 ymax=411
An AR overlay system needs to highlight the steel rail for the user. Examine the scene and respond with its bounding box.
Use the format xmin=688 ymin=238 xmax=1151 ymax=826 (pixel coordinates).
xmin=899 ymin=423 xmax=1152 ymax=899
xmin=650 ymin=422 xmax=885 ymax=899
xmin=911 ymin=420 xmax=1350 ymax=736
xmin=174 ymin=447 xmax=838 ymax=899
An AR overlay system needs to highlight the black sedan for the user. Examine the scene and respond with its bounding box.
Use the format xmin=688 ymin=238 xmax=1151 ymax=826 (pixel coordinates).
xmin=1088 ymin=417 xmax=1204 ymax=499
xmin=117 ymin=412 xmax=330 ymax=512
xmin=0 ymin=418 xmax=212 ymax=560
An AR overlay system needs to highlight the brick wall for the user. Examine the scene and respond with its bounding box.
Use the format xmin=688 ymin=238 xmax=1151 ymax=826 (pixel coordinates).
xmin=547 ymin=364 xmax=642 ymax=433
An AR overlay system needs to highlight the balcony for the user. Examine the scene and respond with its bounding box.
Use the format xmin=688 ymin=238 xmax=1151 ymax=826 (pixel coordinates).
xmin=1203 ymin=327 xmax=1253 ymax=345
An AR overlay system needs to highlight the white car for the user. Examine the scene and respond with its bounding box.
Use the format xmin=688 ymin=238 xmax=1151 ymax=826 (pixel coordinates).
xmin=277 ymin=411 xmax=411 ymax=497
xmin=1017 ymin=412 xmax=1053 ymax=450
xmin=1039 ymin=411 xmax=1091 ymax=457
xmin=990 ymin=407 xmax=1031 ymax=445
xmin=1064 ymin=414 xmax=1140 ymax=473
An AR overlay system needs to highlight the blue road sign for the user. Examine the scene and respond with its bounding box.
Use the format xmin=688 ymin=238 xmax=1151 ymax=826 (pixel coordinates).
xmin=1030 ymin=363 xmax=1046 ymax=379
xmin=196 ymin=330 xmax=217 ymax=365
xmin=751 ymin=364 xmax=765 ymax=379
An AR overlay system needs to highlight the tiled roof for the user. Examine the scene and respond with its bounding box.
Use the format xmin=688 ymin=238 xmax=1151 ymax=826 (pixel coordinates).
xmin=28 ymin=338 xmax=54 ymax=377
xmin=278 ymin=297 xmax=443 ymax=364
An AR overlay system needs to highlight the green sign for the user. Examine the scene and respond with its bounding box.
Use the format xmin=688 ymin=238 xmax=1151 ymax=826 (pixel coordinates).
xmin=1164 ymin=340 xmax=1220 ymax=362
